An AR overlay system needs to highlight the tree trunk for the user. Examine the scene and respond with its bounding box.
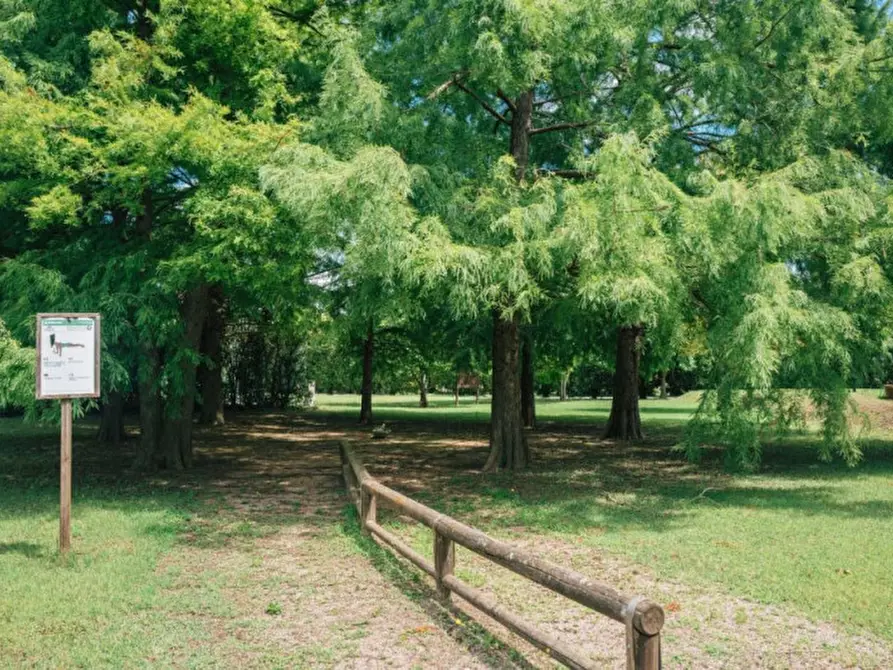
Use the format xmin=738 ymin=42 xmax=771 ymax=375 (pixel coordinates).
xmin=509 ymin=91 xmax=534 ymax=180
xmin=454 ymin=378 xmax=459 ymax=406
xmin=135 ymin=341 xmax=162 ymax=470
xmin=98 ymin=391 xmax=126 ymax=446
xmin=659 ymin=370 xmax=668 ymax=400
xmin=484 ymin=90 xmax=535 ymax=471
xmin=418 ymin=371 xmax=428 ymax=408
xmin=520 ymin=330 xmax=536 ymax=429
xmin=604 ymin=325 xmax=645 ymax=441
xmin=136 ymin=0 xmax=159 ymax=41
xmin=359 ymin=318 xmax=374 ymax=424
xmin=198 ymin=286 xmax=226 ymax=426
xmin=484 ymin=312 xmax=529 ymax=471
xmin=559 ymin=369 xmax=570 ymax=401
xmin=161 ymin=284 xmax=210 ymax=469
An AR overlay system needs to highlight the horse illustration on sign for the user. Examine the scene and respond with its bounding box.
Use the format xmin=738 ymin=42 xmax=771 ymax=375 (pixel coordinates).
xmin=49 ymin=333 xmax=87 ymax=357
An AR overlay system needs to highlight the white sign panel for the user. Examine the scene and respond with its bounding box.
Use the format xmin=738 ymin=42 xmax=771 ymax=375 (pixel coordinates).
xmin=36 ymin=314 xmax=101 ymax=399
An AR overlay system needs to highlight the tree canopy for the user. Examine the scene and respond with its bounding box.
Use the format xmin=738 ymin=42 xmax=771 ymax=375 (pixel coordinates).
xmin=1 ymin=0 xmax=892 ymax=472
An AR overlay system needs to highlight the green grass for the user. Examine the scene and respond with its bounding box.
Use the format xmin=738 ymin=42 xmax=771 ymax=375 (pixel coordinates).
xmin=4 ymin=390 xmax=893 ymax=664
xmin=345 ymin=392 xmax=893 ymax=642
xmin=314 ymin=391 xmax=703 ymax=425
xmin=458 ymin=459 xmax=893 ymax=639
xmin=0 ymin=418 xmax=196 ymax=667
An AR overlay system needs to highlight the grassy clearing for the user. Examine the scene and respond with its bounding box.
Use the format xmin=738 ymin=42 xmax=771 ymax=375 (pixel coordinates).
xmin=314 ymin=391 xmax=702 ymax=425
xmin=445 ymin=456 xmax=893 ymax=641
xmin=3 ymin=391 xmax=893 ymax=666
xmin=348 ymin=392 xmax=893 ymax=644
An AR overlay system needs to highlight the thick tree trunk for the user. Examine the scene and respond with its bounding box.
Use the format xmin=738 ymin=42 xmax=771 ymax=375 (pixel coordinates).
xmin=604 ymin=325 xmax=645 ymax=441
xmin=98 ymin=391 xmax=126 ymax=446
xmin=359 ymin=318 xmax=374 ymax=424
xmin=198 ymin=286 xmax=226 ymax=426
xmin=484 ymin=313 xmax=529 ymax=471
xmin=520 ymin=330 xmax=536 ymax=429
xmin=418 ymin=371 xmax=428 ymax=408
xmin=559 ymin=369 xmax=570 ymax=401
xmin=484 ymin=90 xmax=535 ymax=471
xmin=659 ymin=370 xmax=668 ymax=400
xmin=135 ymin=342 xmax=162 ymax=470
xmin=161 ymin=284 xmax=210 ymax=469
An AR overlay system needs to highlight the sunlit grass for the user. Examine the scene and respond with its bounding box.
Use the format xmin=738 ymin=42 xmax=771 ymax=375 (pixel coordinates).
xmin=314 ymin=391 xmax=703 ymax=425
xmin=0 ymin=419 xmax=195 ymax=667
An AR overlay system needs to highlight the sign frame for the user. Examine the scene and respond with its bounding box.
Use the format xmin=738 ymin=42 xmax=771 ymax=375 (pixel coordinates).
xmin=35 ymin=313 xmax=101 ymax=400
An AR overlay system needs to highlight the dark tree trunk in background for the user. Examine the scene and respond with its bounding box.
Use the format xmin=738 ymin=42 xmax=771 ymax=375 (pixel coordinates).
xmin=135 ymin=342 xmax=163 ymax=470
xmin=484 ymin=312 xmax=529 ymax=471
xmin=359 ymin=318 xmax=374 ymax=424
xmin=418 ymin=371 xmax=428 ymax=408
xmin=604 ymin=325 xmax=645 ymax=440
xmin=136 ymin=0 xmax=159 ymax=41
xmin=98 ymin=391 xmax=126 ymax=446
xmin=161 ymin=284 xmax=210 ymax=470
xmin=520 ymin=330 xmax=536 ymax=429
xmin=659 ymin=370 xmax=668 ymax=400
xmin=560 ymin=369 xmax=571 ymax=401
xmin=198 ymin=286 xmax=226 ymax=426
xmin=638 ymin=375 xmax=650 ymax=400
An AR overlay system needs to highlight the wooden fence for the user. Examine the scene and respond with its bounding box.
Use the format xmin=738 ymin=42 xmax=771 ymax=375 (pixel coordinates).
xmin=340 ymin=442 xmax=664 ymax=670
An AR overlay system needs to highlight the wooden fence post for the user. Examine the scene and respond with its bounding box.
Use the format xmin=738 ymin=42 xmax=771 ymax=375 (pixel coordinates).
xmin=633 ymin=629 xmax=661 ymax=670
xmin=59 ymin=398 xmax=73 ymax=554
xmin=434 ymin=531 xmax=455 ymax=602
xmin=361 ymin=488 xmax=377 ymax=532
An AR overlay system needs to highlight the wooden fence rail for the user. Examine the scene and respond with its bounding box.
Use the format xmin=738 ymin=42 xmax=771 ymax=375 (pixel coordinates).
xmin=340 ymin=442 xmax=664 ymax=670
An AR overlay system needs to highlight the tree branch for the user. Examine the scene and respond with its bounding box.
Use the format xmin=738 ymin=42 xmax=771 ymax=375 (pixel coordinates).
xmin=452 ymin=80 xmax=510 ymax=125
xmin=535 ymin=168 xmax=596 ymax=180
xmin=754 ymin=6 xmax=795 ymax=50
xmin=267 ymin=5 xmax=325 ymax=37
xmin=530 ymin=120 xmax=603 ymax=136
xmin=496 ymin=89 xmax=516 ymax=113
xmin=426 ymin=74 xmax=510 ymax=125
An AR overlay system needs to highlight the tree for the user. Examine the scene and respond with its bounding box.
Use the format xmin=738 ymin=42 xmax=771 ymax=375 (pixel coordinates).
xmin=363 ymin=0 xmax=879 ymax=465
xmin=0 ymin=0 xmax=320 ymax=469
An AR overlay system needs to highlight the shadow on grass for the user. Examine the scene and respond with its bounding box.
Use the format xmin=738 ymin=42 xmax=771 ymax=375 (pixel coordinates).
xmin=355 ymin=421 xmax=893 ymax=538
xmin=0 ymin=542 xmax=45 ymax=558
xmin=340 ymin=506 xmax=539 ymax=670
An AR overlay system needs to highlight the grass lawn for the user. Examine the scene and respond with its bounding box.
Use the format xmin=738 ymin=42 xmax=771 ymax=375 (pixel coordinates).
xmin=331 ymin=392 xmax=893 ymax=643
xmin=314 ymin=391 xmax=702 ymax=425
xmin=2 ymin=391 xmax=892 ymax=667
xmin=0 ymin=419 xmax=198 ymax=667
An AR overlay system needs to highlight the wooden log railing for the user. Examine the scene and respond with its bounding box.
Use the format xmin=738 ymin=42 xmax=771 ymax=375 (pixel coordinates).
xmin=340 ymin=442 xmax=664 ymax=670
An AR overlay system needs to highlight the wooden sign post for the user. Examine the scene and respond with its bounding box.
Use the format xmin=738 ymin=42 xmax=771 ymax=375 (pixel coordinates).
xmin=35 ymin=314 xmax=101 ymax=554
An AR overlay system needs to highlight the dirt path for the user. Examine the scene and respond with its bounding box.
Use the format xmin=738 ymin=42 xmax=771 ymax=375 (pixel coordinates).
xmin=154 ymin=414 xmax=499 ymax=669
xmin=155 ymin=412 xmax=892 ymax=669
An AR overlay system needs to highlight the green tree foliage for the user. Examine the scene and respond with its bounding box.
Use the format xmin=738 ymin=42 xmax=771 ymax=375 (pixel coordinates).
xmin=1 ymin=0 xmax=893 ymax=476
